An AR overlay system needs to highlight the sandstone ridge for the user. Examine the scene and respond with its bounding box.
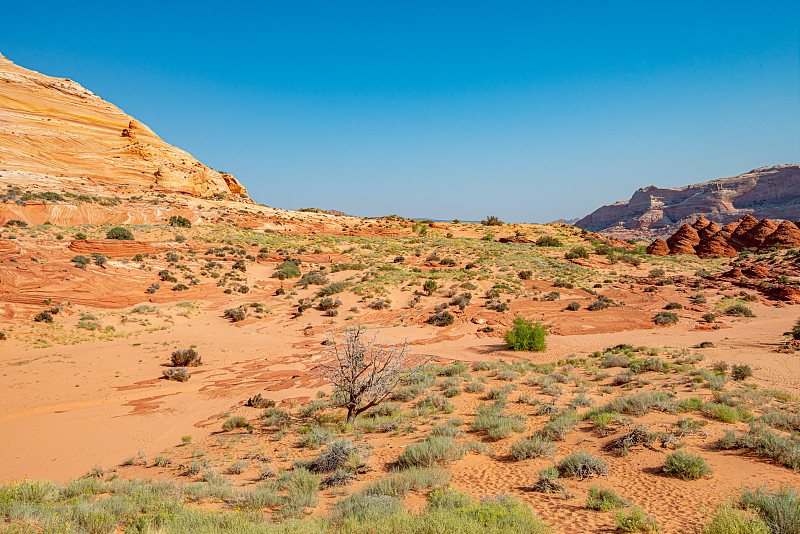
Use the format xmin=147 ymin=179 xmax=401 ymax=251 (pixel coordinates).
xmin=576 ymin=164 xmax=800 ymax=237
xmin=0 ymin=52 xmax=248 ymax=199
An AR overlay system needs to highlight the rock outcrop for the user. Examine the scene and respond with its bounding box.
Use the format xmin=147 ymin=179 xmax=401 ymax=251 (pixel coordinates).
xmin=575 ymin=164 xmax=800 ymax=237
xmin=646 ymin=238 xmax=669 ymax=256
xmin=0 ymin=52 xmax=248 ymax=199
xmin=651 ymin=215 xmax=800 ymax=257
xmin=68 ymin=239 xmax=157 ymax=258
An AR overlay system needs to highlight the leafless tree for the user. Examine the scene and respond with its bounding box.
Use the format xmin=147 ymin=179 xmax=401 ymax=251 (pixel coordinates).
xmin=318 ymin=325 xmax=428 ymax=422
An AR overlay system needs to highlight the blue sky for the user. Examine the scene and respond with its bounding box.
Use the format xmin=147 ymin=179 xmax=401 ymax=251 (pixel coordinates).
xmin=2 ymin=1 xmax=798 ymax=222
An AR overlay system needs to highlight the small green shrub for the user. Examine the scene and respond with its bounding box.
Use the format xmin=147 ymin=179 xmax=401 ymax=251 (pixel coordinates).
xmin=739 ymin=486 xmax=800 ymax=534
xmin=662 ymin=451 xmax=712 ymax=480
xmin=317 ymin=282 xmax=351 ymax=297
xmin=653 ymin=311 xmax=678 ymax=325
xmin=106 ymin=226 xmax=133 ymax=240
xmin=565 ymin=246 xmax=590 ymax=259
xmin=168 ymin=215 xmax=192 ymax=228
xmin=615 ymin=506 xmax=660 ymax=532
xmin=396 ymin=436 xmax=466 ymax=468
xmin=428 ymin=311 xmax=454 ymax=326
xmin=557 ymin=451 xmax=609 ymax=479
xmin=732 ymin=365 xmax=752 ymax=381
xmin=504 ymin=316 xmax=547 ymax=351
xmin=171 ymin=348 xmax=201 ymax=367
xmin=586 ymin=485 xmax=626 ymax=511
xmin=510 ymin=436 xmax=556 ymax=460
xmin=696 ymin=502 xmax=770 ymax=534
xmin=423 ymin=280 xmax=437 ymax=295
xmin=222 ymin=415 xmax=252 ymax=432
xmin=726 ymin=304 xmax=754 ymax=317
xmin=535 ymin=236 xmax=562 ymax=247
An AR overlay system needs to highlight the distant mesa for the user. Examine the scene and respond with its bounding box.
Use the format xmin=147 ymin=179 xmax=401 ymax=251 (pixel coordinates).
xmin=575 ymin=164 xmax=800 ymax=238
xmin=0 ymin=52 xmax=248 ymax=199
xmin=648 ymin=214 xmax=800 ymax=258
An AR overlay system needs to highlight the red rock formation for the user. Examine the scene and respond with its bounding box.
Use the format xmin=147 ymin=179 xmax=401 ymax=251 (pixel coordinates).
xmin=0 ymin=239 xmax=20 ymax=261
xmin=740 ymin=219 xmax=780 ymax=249
xmin=575 ymin=164 xmax=800 ymax=237
xmin=0 ymin=54 xmax=249 ymax=199
xmin=698 ymin=221 xmax=720 ymax=242
xmin=695 ymin=235 xmax=737 ymax=258
xmin=649 ymin=215 xmax=800 ymax=258
xmin=761 ymin=221 xmax=800 ymax=249
xmin=743 ymin=266 xmax=770 ymax=279
xmin=718 ymin=221 xmax=740 ymax=239
xmin=722 ymin=268 xmax=745 ymax=279
xmin=692 ymin=216 xmax=711 ymax=231
xmin=666 ymin=224 xmax=700 ymax=255
xmin=68 ymin=239 xmax=156 ymax=258
xmin=727 ymin=215 xmax=760 ymax=250
xmin=646 ymin=238 xmax=669 ymax=256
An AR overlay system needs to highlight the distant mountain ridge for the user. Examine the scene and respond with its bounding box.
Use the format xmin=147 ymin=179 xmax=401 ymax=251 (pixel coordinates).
xmin=575 ymin=164 xmax=800 ymax=237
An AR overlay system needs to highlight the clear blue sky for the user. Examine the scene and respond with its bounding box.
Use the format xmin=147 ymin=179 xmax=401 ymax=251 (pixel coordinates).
xmin=2 ymin=1 xmax=798 ymax=222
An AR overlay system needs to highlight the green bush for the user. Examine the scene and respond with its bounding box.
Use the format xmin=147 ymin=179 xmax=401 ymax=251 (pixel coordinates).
xmin=537 ymin=413 xmax=579 ymax=441
xmin=535 ymin=236 xmax=562 ymax=247
xmin=168 ymin=215 xmax=192 ymax=228
xmin=509 ymin=436 xmax=556 ymax=460
xmin=696 ymin=502 xmax=770 ymax=534
xmin=662 ymin=451 xmax=712 ymax=480
xmin=423 ymin=280 xmax=437 ymax=295
xmin=396 ymin=436 xmax=466 ymax=468
xmin=739 ymin=486 xmax=800 ymax=534
xmin=428 ymin=311 xmax=454 ymax=326
xmin=587 ymin=300 xmax=610 ymax=311
xmin=565 ymin=246 xmax=589 ymax=259
xmin=221 ymin=415 xmax=252 ymax=432
xmin=653 ymin=311 xmax=678 ymax=325
xmin=106 ymin=226 xmax=133 ymax=240
xmin=557 ymin=451 xmax=609 ymax=479
xmin=273 ymin=260 xmax=301 ymax=279
xmin=317 ymin=282 xmax=352 ymax=297
xmin=615 ymin=506 xmax=660 ymax=532
xmin=34 ymin=310 xmax=54 ymax=323
xmin=586 ymin=485 xmax=626 ymax=511
xmin=732 ymin=365 xmax=752 ymax=381
xmin=504 ymin=316 xmax=547 ymax=351
xmin=481 ymin=215 xmax=503 ymax=226
xmin=726 ymin=304 xmax=754 ymax=317
xmin=171 ymin=348 xmax=201 ymax=367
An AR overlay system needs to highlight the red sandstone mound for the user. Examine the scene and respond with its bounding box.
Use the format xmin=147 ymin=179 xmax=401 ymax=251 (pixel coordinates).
xmin=739 ymin=219 xmax=779 ymax=250
xmin=695 ymin=235 xmax=737 ymax=258
xmin=698 ymin=221 xmax=720 ymax=242
xmin=722 ymin=267 xmax=745 ymax=279
xmin=718 ymin=221 xmax=740 ymax=239
xmin=646 ymin=238 xmax=669 ymax=256
xmin=691 ymin=216 xmax=711 ymax=231
xmin=666 ymin=224 xmax=700 ymax=255
xmin=68 ymin=239 xmax=156 ymax=258
xmin=727 ymin=215 xmax=760 ymax=250
xmin=649 ymin=214 xmax=800 ymax=258
xmin=761 ymin=221 xmax=800 ymax=249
